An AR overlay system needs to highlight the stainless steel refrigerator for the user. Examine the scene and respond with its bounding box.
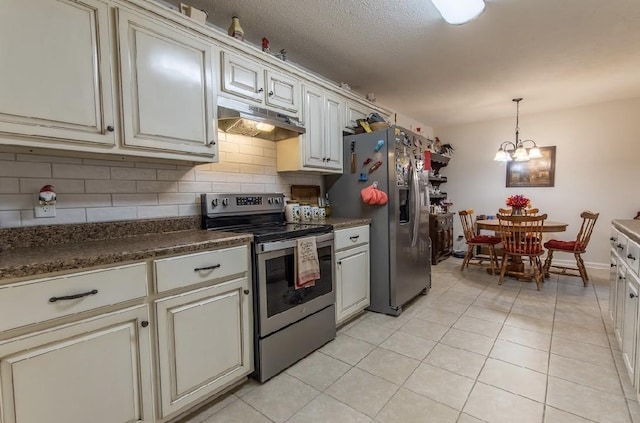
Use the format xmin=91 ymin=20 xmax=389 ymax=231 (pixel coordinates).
xmin=327 ymin=127 xmax=431 ymax=316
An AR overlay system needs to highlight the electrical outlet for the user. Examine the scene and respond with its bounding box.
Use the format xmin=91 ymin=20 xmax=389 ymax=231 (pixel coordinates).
xmin=35 ymin=204 xmax=56 ymax=218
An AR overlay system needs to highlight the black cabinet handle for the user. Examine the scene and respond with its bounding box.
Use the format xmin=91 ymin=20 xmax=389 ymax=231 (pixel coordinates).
xmin=268 ymin=91 xmax=274 ymax=96
xmin=194 ymin=264 xmax=221 ymax=272
xmin=243 ymin=289 xmax=250 ymax=295
xmin=337 ymin=261 xmax=342 ymax=265
xmin=619 ymin=275 xmax=626 ymax=280
xmin=209 ymin=140 xmax=216 ymax=145
xmin=106 ymin=125 xmax=114 ymax=132
xmin=611 ymin=263 xmax=617 ymax=267
xmin=617 ymin=244 xmax=624 ymax=250
xmin=610 ymin=237 xmax=617 ymax=241
xmin=628 ymin=254 xmax=637 ymax=261
xmin=49 ymin=289 xmax=98 ymax=303
xmin=349 ymin=235 xmax=360 ymax=241
xmin=258 ymin=88 xmax=264 ymax=93
xmin=631 ymin=293 xmax=637 ymax=299
xmin=141 ymin=321 xmax=149 ymax=328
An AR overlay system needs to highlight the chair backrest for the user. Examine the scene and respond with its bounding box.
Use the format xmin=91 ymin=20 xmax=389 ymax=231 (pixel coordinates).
xmin=524 ymin=207 xmax=539 ymax=216
xmin=497 ymin=213 xmax=548 ymax=255
xmin=458 ymin=209 xmax=476 ymax=242
xmin=498 ymin=208 xmax=512 ymax=216
xmin=573 ymin=211 xmax=599 ymax=251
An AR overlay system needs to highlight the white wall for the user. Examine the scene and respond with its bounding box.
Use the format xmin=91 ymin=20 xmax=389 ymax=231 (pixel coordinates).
xmin=435 ymin=97 xmax=640 ymax=267
xmin=0 ymin=132 xmax=323 ymax=228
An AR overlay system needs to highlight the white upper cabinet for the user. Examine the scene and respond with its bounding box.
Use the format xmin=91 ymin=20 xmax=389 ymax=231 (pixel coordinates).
xmin=346 ymin=101 xmax=370 ymax=130
xmin=0 ymin=0 xmax=116 ymax=146
xmin=221 ymin=50 xmax=300 ymax=114
xmin=117 ymin=8 xmax=217 ymax=158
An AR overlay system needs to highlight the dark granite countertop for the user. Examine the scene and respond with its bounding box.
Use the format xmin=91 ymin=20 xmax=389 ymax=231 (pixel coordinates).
xmin=613 ymin=220 xmax=640 ymax=244
xmin=0 ymin=228 xmax=251 ymax=282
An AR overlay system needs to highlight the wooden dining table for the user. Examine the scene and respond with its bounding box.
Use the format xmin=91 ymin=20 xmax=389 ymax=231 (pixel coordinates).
xmin=475 ymin=218 xmax=569 ymax=277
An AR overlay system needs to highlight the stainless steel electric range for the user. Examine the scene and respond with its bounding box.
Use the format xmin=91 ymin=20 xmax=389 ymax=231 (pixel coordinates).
xmin=201 ymin=193 xmax=336 ymax=382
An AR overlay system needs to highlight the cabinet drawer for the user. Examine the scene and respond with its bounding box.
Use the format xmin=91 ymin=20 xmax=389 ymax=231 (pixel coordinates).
xmin=0 ymin=263 xmax=147 ymax=332
xmin=611 ymin=227 xmax=621 ymax=248
xmin=626 ymin=239 xmax=640 ymax=275
xmin=154 ymin=246 xmax=248 ymax=293
xmin=615 ymin=232 xmax=629 ymax=257
xmin=334 ymin=226 xmax=369 ymax=250
xmin=435 ymin=215 xmax=453 ymax=229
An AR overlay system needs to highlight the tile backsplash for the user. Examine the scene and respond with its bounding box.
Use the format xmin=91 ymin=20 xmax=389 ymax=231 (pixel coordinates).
xmin=0 ymin=134 xmax=323 ymax=228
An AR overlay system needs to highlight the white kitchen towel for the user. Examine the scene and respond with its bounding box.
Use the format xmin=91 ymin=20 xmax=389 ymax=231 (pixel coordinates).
xmin=295 ymin=236 xmax=319 ymax=289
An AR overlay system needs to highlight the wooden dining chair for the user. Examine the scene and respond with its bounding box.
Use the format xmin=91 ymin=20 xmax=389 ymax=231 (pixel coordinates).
xmin=497 ymin=213 xmax=548 ymax=290
xmin=458 ymin=209 xmax=501 ymax=274
xmin=524 ymin=207 xmax=539 ymax=216
xmin=498 ymin=208 xmax=512 ymax=215
xmin=543 ymin=211 xmax=599 ymax=286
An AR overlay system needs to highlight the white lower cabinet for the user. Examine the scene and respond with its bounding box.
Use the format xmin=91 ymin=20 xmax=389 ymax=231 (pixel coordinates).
xmin=615 ymin=263 xmax=627 ymax=345
xmin=623 ymin=271 xmax=639 ymax=379
xmin=334 ymin=226 xmax=370 ymax=325
xmin=155 ymin=277 xmax=253 ymax=418
xmin=0 ymin=305 xmax=154 ymax=423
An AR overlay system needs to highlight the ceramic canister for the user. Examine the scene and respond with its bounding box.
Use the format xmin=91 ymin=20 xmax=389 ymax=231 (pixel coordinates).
xmin=285 ymin=203 xmax=300 ymax=222
xmin=301 ymin=204 xmax=311 ymax=221
xmin=311 ymin=206 xmax=320 ymax=220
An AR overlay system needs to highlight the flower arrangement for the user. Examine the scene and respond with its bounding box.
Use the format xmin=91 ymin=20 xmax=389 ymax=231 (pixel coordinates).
xmin=506 ymin=194 xmax=530 ymax=208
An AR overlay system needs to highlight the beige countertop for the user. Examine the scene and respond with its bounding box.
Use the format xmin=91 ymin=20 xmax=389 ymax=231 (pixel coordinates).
xmin=613 ymin=220 xmax=640 ymax=244
xmin=0 ymin=230 xmax=252 ymax=282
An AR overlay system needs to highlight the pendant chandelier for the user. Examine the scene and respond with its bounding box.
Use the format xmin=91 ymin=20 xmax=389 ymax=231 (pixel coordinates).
xmin=493 ymin=98 xmax=543 ymax=162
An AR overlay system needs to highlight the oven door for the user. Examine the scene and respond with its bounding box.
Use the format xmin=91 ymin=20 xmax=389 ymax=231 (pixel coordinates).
xmin=255 ymin=232 xmax=334 ymax=337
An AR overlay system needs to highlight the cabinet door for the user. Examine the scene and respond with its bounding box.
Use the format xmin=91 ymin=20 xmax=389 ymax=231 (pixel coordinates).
xmin=324 ymin=92 xmax=344 ymax=170
xmin=265 ymin=68 xmax=299 ymax=113
xmin=302 ymin=85 xmax=326 ymax=168
xmin=615 ymin=266 xmax=627 ymax=344
xmin=610 ymin=251 xmax=619 ymax=322
xmin=0 ymin=0 xmax=115 ymax=145
xmin=346 ymin=102 xmax=369 ymax=129
xmin=0 ymin=306 xmax=153 ymax=423
xmin=155 ymin=277 xmax=252 ymax=418
xmin=622 ymin=271 xmax=639 ymax=379
xmin=335 ymin=245 xmax=370 ymax=325
xmin=118 ymin=9 xmax=217 ymax=156
xmin=221 ymin=50 xmax=264 ymax=102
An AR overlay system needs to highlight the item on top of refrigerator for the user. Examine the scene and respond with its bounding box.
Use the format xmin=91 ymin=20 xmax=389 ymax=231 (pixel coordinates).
xmin=228 ymin=16 xmax=244 ymax=40
xmin=368 ymin=160 xmax=383 ymax=173
xmin=374 ymin=139 xmax=385 ymax=152
xmin=360 ymin=121 xmax=372 ymax=133
xmin=367 ymin=112 xmax=386 ymax=123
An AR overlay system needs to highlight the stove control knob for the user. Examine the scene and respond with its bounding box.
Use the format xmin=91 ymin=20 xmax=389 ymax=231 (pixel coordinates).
xmin=222 ymin=198 xmax=229 ymax=206
xmin=268 ymin=197 xmax=273 ymax=204
xmin=211 ymin=199 xmax=218 ymax=207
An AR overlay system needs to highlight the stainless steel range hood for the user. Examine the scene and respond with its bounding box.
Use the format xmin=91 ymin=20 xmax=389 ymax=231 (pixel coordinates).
xmin=217 ymin=97 xmax=305 ymax=141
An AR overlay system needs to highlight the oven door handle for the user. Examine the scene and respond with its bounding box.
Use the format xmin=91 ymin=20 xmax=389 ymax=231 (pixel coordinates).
xmin=256 ymin=232 xmax=334 ymax=253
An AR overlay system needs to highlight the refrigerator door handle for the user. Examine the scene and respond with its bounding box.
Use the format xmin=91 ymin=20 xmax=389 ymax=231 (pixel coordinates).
xmin=410 ymin=159 xmax=420 ymax=247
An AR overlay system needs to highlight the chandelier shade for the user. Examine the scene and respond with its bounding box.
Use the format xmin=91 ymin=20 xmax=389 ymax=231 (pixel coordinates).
xmin=493 ymin=98 xmax=542 ymax=162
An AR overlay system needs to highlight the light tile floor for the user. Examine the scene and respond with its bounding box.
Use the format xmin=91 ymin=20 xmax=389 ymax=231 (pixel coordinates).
xmin=179 ymin=259 xmax=639 ymax=423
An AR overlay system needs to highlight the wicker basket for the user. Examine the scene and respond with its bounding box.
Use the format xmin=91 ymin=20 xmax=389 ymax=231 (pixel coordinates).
xmin=369 ymin=122 xmax=389 ymax=132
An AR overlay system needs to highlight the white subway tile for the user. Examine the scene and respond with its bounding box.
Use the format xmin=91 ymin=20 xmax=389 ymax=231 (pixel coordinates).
xmin=0 ymin=178 xmax=19 ymax=193
xmin=251 ymin=138 xmax=277 ymax=148
xmin=240 ymin=164 xmax=265 ymax=174
xmin=135 ymin=162 xmax=177 ymax=170
xmin=226 ymin=152 xmax=253 ymax=164
xmin=263 ymin=148 xmax=277 ymax=158
xmin=227 ymin=173 xmax=254 ymax=183
xmin=137 ymin=205 xmax=179 ymax=219
xmin=239 ymin=145 xmax=264 ymax=156
xmin=136 ymin=181 xmax=178 ymax=193
xmin=266 ymin=183 xmax=289 ymax=193
xmin=264 ymin=166 xmax=278 ymax=175
xmin=211 ymin=182 xmax=241 ymax=192
xmin=111 ymin=167 xmax=156 ymax=180
xmin=112 ymin=194 xmax=158 ymax=206
xmin=0 ymin=153 xmax=16 ymax=161
xmin=0 ymin=194 xmax=34 ymax=210
xmin=240 ymin=183 xmax=266 ymax=193
xmin=253 ymin=156 xmax=276 ymax=166
xmin=253 ymin=174 xmax=277 ymax=184
xmin=20 ymin=178 xmax=85 ymax=194
xmin=157 ymin=169 xmax=195 ymax=181
xmin=56 ymin=194 xmax=111 ymax=208
xmin=82 ymin=158 xmax=135 ymax=167
xmin=209 ymin=162 xmax=240 ymax=173
xmin=17 ymin=153 xmax=83 ymax=164
xmin=85 ymin=180 xmax=136 ymax=193
xmin=159 ymin=193 xmax=198 ymax=205
xmin=20 ymin=208 xmax=87 ymax=226
xmin=178 ymin=181 xmax=212 ymax=192
xmin=0 ymin=161 xmax=51 ymax=178
xmin=195 ymin=171 xmax=228 ymax=182
xmin=53 ymin=163 xmax=110 ymax=179
xmin=0 ymin=211 xmax=21 ymax=228
xmin=218 ymin=141 xmax=239 ymax=153
xmin=226 ymin=134 xmax=252 ymax=145
xmin=179 ymin=204 xmax=200 ymax=216
xmin=86 ymin=207 xmax=137 ymax=223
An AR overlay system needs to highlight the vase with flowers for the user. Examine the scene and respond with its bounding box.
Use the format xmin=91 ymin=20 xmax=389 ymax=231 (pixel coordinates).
xmin=506 ymin=194 xmax=530 ymax=215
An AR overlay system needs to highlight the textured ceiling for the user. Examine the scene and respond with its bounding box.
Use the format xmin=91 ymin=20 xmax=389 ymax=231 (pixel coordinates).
xmin=162 ymin=0 xmax=640 ymax=128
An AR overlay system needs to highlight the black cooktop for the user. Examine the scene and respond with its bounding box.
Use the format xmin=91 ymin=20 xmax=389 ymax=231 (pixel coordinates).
xmin=213 ymin=222 xmax=332 ymax=243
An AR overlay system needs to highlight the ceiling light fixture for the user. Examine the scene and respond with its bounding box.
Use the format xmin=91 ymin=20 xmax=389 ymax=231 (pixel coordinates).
xmin=430 ymin=0 xmax=485 ymax=25
xmin=494 ymin=98 xmax=543 ymax=162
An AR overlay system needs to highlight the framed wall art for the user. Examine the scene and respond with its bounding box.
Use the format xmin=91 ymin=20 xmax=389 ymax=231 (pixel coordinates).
xmin=506 ymin=146 xmax=556 ymax=187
